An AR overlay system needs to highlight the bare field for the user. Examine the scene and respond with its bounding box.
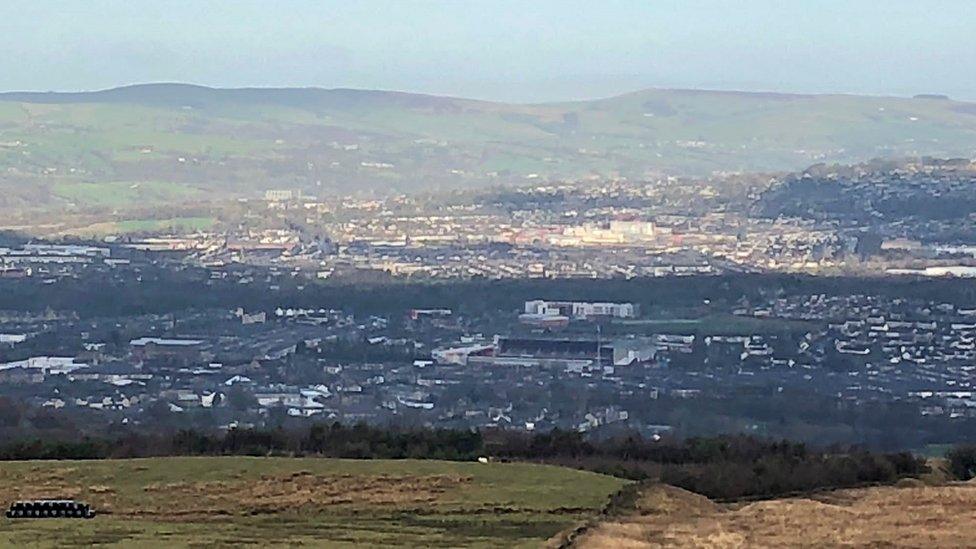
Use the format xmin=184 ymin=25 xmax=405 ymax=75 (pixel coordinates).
xmin=0 ymin=457 xmax=626 ymax=547
xmin=575 ymin=481 xmax=976 ymax=548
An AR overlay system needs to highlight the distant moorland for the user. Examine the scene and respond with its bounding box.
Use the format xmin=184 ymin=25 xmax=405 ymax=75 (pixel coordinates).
xmin=2 ymin=84 xmax=976 ymax=211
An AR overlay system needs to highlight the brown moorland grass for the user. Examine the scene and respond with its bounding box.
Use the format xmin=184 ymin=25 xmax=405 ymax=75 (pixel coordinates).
xmin=574 ymin=481 xmax=976 ymax=548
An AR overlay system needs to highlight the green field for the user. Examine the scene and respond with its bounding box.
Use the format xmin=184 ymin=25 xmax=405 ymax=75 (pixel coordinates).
xmin=51 ymin=181 xmax=204 ymax=209
xmin=0 ymin=457 xmax=626 ymax=548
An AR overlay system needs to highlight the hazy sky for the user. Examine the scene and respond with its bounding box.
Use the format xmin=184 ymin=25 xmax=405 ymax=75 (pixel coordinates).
xmin=2 ymin=0 xmax=974 ymax=102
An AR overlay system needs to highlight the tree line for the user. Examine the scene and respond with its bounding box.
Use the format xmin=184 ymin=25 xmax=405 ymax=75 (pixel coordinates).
xmin=486 ymin=429 xmax=927 ymax=500
xmin=0 ymin=423 xmax=929 ymax=501
xmin=3 ymin=268 xmax=976 ymax=320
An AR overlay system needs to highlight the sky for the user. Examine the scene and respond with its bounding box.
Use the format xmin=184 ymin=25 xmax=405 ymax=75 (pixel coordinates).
xmin=1 ymin=0 xmax=974 ymax=102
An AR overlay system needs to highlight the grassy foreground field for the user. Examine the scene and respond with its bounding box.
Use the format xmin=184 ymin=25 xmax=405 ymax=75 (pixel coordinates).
xmin=0 ymin=457 xmax=626 ymax=548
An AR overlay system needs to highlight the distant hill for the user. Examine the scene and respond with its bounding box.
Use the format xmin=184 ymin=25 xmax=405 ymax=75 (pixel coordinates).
xmin=0 ymin=83 xmax=475 ymax=110
xmin=1 ymin=83 xmax=975 ymax=211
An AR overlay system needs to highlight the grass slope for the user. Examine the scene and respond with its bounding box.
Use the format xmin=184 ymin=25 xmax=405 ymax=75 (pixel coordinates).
xmin=1 ymin=84 xmax=975 ymax=210
xmin=577 ymin=480 xmax=976 ymax=548
xmin=0 ymin=456 xmax=626 ymax=548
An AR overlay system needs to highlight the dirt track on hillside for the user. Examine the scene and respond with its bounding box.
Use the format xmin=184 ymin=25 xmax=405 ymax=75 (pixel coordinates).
xmin=572 ymin=481 xmax=976 ymax=548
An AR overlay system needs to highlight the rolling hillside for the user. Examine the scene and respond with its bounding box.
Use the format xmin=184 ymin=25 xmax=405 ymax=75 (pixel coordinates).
xmin=573 ymin=479 xmax=976 ymax=548
xmin=1 ymin=83 xmax=976 ymax=211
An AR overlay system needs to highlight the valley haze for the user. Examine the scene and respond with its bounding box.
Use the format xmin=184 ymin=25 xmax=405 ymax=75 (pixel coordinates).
xmin=6 ymin=2 xmax=976 ymax=547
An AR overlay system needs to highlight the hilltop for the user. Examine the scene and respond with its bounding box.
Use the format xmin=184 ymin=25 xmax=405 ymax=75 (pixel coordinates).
xmin=1 ymin=84 xmax=976 ymax=211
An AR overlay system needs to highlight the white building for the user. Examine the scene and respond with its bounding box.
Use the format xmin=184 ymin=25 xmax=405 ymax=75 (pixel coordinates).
xmin=0 ymin=356 xmax=88 ymax=375
xmin=264 ymin=189 xmax=301 ymax=201
xmin=523 ymin=300 xmax=638 ymax=319
xmin=431 ymin=344 xmax=494 ymax=365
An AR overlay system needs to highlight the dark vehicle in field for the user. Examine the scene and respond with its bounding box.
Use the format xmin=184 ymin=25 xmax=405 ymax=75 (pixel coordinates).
xmin=5 ymin=500 xmax=95 ymax=519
